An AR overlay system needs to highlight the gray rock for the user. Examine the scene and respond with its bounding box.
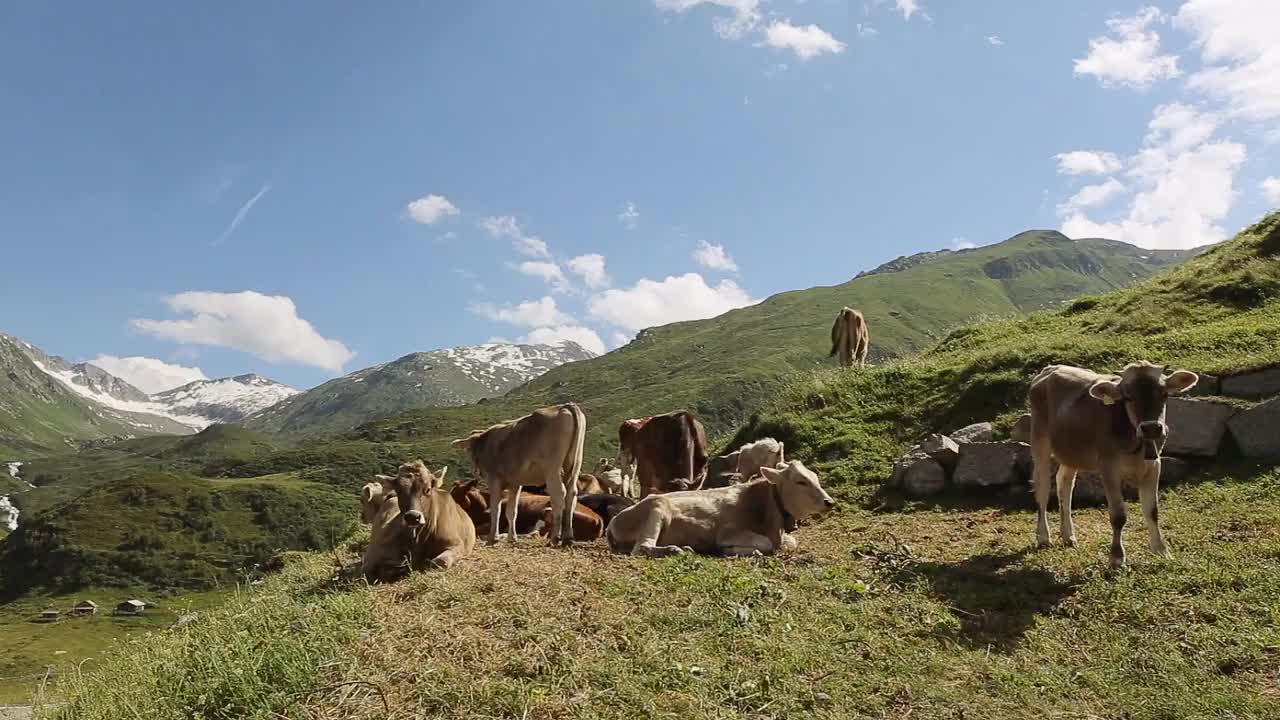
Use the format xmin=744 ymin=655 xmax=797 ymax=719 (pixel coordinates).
xmin=1160 ymin=456 xmax=1192 ymax=486
xmin=1188 ymin=373 xmax=1220 ymax=398
xmin=1038 ymin=457 xmax=1186 ymax=507
xmin=954 ymin=442 xmax=1031 ymax=487
xmin=1164 ymin=398 xmax=1235 ymax=457
xmin=901 ymin=457 xmax=947 ymax=497
xmin=918 ymin=433 xmax=960 ymax=470
xmin=1227 ymin=397 xmax=1280 ymax=459
xmin=1009 ymin=414 xmax=1032 ymax=444
xmin=1221 ymin=366 xmax=1280 ymax=399
xmin=889 ymin=450 xmax=929 ymax=488
xmin=952 ymin=422 xmax=994 ymax=443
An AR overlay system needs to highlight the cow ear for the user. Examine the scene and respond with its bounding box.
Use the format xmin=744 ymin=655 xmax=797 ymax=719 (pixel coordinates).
xmin=438 ymin=466 xmax=449 ymax=482
xmin=450 ymin=438 xmax=468 ymax=448
xmin=362 ymin=484 xmax=377 ymax=504
xmin=1089 ymin=379 xmax=1124 ymax=406
xmin=1165 ymin=370 xmax=1199 ymax=395
xmin=777 ymin=442 xmax=784 ymax=459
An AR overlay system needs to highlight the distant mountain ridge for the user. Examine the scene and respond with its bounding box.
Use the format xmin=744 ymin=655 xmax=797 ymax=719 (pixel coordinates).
xmin=152 ymin=374 xmax=299 ymax=424
xmin=240 ymin=341 xmax=596 ymax=437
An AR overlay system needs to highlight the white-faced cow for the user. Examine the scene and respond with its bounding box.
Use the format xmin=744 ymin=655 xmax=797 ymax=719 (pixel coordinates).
xmin=830 ymin=307 xmax=870 ymax=369
xmin=619 ymin=411 xmax=709 ymax=497
xmin=451 ymin=403 xmax=587 ymax=547
xmin=606 ymin=460 xmax=835 ymax=558
xmin=1029 ymin=362 xmax=1198 ymax=569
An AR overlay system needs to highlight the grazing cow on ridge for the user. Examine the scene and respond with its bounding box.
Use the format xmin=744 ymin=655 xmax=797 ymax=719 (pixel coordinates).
xmin=620 ymin=411 xmax=709 ymax=497
xmin=830 ymin=307 xmax=870 ymax=369
xmin=1029 ymin=362 xmax=1198 ymax=569
xmin=451 ymin=403 xmax=587 ymax=546
xmin=606 ymin=460 xmax=835 ymax=558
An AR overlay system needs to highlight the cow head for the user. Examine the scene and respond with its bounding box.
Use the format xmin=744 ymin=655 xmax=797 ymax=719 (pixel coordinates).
xmin=762 ymin=461 xmax=836 ymax=519
xmin=594 ymin=457 xmax=616 ymax=474
xmin=389 ymin=461 xmax=448 ymax=530
xmin=1088 ymin=362 xmax=1199 ymax=458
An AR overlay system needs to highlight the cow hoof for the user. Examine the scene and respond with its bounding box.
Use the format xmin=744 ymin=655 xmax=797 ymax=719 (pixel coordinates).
xmin=1036 ymin=538 xmax=1051 ymax=550
xmin=1063 ymin=536 xmax=1077 ymax=548
xmin=680 ymin=546 xmax=695 ymax=554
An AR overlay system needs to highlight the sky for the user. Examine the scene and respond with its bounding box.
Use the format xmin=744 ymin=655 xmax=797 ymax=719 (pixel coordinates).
xmin=1 ymin=0 xmax=1277 ymax=393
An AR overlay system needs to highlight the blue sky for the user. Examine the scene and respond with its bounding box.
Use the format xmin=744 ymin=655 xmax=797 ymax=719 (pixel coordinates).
xmin=1 ymin=1 xmax=1277 ymax=392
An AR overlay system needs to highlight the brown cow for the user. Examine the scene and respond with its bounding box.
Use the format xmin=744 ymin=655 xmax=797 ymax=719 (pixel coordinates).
xmin=1029 ymin=362 xmax=1198 ymax=569
xmin=615 ymin=418 xmax=647 ymax=495
xmin=830 ymin=307 xmax=870 ymax=369
xmin=734 ymin=437 xmax=785 ymax=479
xmin=451 ymin=478 xmax=603 ymax=539
xmin=606 ymin=461 xmax=835 ymax=557
xmin=359 ymin=476 xmax=407 ymax=583
xmin=452 ymin=403 xmax=587 ymax=546
xmin=620 ymin=411 xmax=709 ymax=497
xmin=537 ymin=503 xmax=605 ymax=541
xmin=362 ymin=462 xmax=475 ymax=580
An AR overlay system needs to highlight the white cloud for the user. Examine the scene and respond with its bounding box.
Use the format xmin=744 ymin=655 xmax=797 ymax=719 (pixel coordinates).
xmin=406 ymin=194 xmax=459 ymax=225
xmin=1262 ymin=177 xmax=1280 ymax=205
xmin=692 ymin=240 xmax=739 ymax=272
xmin=215 ymin=182 xmax=270 ymax=245
xmin=654 ymin=0 xmax=761 ymax=39
xmin=950 ymin=237 xmax=977 ymax=250
xmin=1054 ymin=151 xmax=1124 ymax=175
xmin=588 ymin=273 xmax=754 ymax=332
xmin=1073 ymin=7 xmax=1180 ymax=89
xmin=618 ymin=202 xmax=640 ymax=229
xmin=1058 ymin=177 xmax=1127 ymax=214
xmin=479 ymin=215 xmax=550 ymax=258
xmin=611 ymin=331 xmax=633 ymax=348
xmin=1175 ymin=0 xmax=1280 ymax=128
xmin=895 ymin=0 xmax=925 ymax=21
xmin=473 ymin=296 xmax=574 ymax=328
xmin=133 ymin=291 xmax=355 ymax=372
xmin=87 ymin=355 xmax=209 ymax=395
xmin=568 ymin=254 xmax=611 ymax=289
xmin=857 ymin=24 xmax=878 ymax=38
xmin=986 ymin=35 xmax=1004 ymax=47
xmin=761 ymin=20 xmax=846 ymax=60
xmin=517 ymin=261 xmax=570 ymax=293
xmin=1058 ymin=104 xmax=1247 ymax=250
xmin=520 ymin=325 xmax=606 ymax=355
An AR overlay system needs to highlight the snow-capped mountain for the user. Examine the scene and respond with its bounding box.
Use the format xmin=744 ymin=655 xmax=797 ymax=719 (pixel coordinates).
xmin=152 ymin=374 xmax=299 ymax=424
xmin=242 ymin=341 xmax=595 ymax=437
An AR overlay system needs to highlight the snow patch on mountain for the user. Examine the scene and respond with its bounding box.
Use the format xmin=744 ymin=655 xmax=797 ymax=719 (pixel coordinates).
xmin=33 ymin=359 xmax=210 ymax=429
xmin=442 ymin=341 xmax=595 ymax=394
xmin=152 ymin=374 xmax=298 ymax=424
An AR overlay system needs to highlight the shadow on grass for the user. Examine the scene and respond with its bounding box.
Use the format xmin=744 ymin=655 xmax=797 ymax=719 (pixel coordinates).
xmin=862 ymin=485 xmax=1037 ymax=515
xmin=893 ymin=548 xmax=1084 ymax=653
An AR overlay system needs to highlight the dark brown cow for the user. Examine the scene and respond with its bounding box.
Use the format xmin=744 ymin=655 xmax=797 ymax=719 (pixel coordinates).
xmin=620 ymin=411 xmax=709 ymax=497
xmin=1029 ymin=362 xmax=1198 ymax=569
xmin=574 ymin=493 xmax=635 ymax=528
xmin=537 ymin=503 xmax=605 ymax=541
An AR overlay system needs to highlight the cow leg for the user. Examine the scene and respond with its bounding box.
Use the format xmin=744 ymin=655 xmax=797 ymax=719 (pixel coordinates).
xmin=718 ymin=529 xmax=775 ymax=557
xmin=1102 ymin=471 xmax=1127 ymax=570
xmin=486 ymin=484 xmax=504 ymax=546
xmin=628 ymin=512 xmax=687 ymax=557
xmin=504 ymin=486 xmax=522 ymax=545
xmin=426 ymin=548 xmax=463 ymax=570
xmin=543 ymin=475 xmax=572 ymax=547
xmin=1139 ymin=461 xmax=1170 ymax=558
xmin=1056 ymin=465 xmax=1078 ymax=547
xmin=1032 ymin=445 xmax=1053 ymax=548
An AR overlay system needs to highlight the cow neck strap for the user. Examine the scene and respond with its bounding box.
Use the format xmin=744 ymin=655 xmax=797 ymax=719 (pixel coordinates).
xmin=770 ymin=482 xmax=794 ymax=527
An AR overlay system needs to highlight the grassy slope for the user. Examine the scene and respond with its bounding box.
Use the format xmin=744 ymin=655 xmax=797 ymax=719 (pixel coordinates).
xmin=36 ymin=215 xmax=1280 ymax=717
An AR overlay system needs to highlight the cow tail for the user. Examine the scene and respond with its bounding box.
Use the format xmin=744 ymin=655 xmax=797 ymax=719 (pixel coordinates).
xmin=565 ymin=403 xmax=587 ymax=497
xmin=828 ymin=312 xmax=841 ymax=357
xmin=682 ymin=413 xmax=696 ymax=489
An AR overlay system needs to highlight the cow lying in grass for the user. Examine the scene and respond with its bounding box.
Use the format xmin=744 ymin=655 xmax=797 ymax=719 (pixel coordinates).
xmin=1029 ymin=362 xmax=1198 ymax=569
xmin=451 ymin=478 xmax=606 ymax=541
xmin=359 ymin=461 xmax=475 ymax=581
xmin=606 ymin=460 xmax=835 ymax=558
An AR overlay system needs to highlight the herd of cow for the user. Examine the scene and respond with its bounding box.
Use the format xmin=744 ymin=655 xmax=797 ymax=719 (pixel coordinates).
xmin=358 ymin=305 xmax=1204 ymax=582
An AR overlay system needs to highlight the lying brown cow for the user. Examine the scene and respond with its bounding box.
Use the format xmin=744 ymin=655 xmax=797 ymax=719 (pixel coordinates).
xmin=830 ymin=306 xmax=870 ymax=369
xmin=621 ymin=410 xmax=709 ymax=496
xmin=360 ymin=461 xmax=475 ymax=581
xmin=574 ymin=493 xmax=635 ymax=528
xmin=452 ymin=403 xmax=587 ymax=546
xmin=1029 ymin=362 xmax=1198 ymax=569
xmin=606 ymin=460 xmax=835 ymax=558
xmin=538 ymin=503 xmax=604 ymax=541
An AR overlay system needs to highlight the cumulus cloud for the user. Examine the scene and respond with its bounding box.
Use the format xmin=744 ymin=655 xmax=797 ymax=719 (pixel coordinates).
xmin=618 ymin=202 xmax=640 ymax=229
xmin=520 ymin=325 xmax=606 ymax=355
xmin=611 ymin=331 xmax=633 ymax=348
xmin=1175 ymin=0 xmax=1280 ymax=131
xmin=88 ymin=355 xmax=209 ymax=395
xmin=406 ymin=194 xmax=459 ymax=225
xmin=1058 ymin=177 xmax=1127 ymax=214
xmin=761 ymin=20 xmax=847 ymax=60
xmin=950 ymin=238 xmax=977 ymax=250
xmin=1263 ymin=177 xmax=1280 ymax=205
xmin=472 ymin=296 xmax=574 ymax=328
xmin=1058 ymin=103 xmax=1247 ymax=250
xmin=517 ymin=261 xmax=570 ymax=293
xmin=895 ymin=0 xmax=925 ymax=21
xmin=133 ymin=291 xmax=355 ymax=372
xmin=692 ymin=240 xmax=739 ymax=272
xmin=588 ymin=273 xmax=754 ymax=332
xmin=1054 ymin=151 xmax=1124 ymax=176
xmin=567 ymin=254 xmax=610 ymax=289
xmin=479 ymin=215 xmax=550 ymax=258
xmin=654 ymin=0 xmax=761 ymax=39
xmin=1073 ymin=7 xmax=1180 ymax=89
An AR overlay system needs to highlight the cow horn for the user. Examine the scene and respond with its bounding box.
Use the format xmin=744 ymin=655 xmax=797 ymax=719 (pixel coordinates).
xmin=438 ymin=466 xmax=449 ymax=481
xmin=450 ymin=438 xmax=467 ymax=447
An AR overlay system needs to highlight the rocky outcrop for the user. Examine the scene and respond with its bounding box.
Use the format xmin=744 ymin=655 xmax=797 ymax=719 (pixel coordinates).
xmin=892 ymin=454 xmax=947 ymax=497
xmin=1164 ymin=399 xmax=1236 ymax=457
xmin=1227 ymin=398 xmax=1280 ymax=459
xmin=952 ymin=422 xmax=994 ymax=444
xmin=1221 ymin=367 xmax=1280 ymax=399
xmin=953 ymin=442 xmax=1031 ymax=488
xmin=1010 ymin=414 xmax=1032 ymax=444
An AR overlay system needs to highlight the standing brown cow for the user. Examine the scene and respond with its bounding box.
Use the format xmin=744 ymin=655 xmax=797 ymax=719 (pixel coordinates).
xmin=451 ymin=402 xmax=587 ymax=547
xmin=620 ymin=411 xmax=709 ymax=497
xmin=829 ymin=307 xmax=870 ymax=369
xmin=1029 ymin=362 xmax=1198 ymax=569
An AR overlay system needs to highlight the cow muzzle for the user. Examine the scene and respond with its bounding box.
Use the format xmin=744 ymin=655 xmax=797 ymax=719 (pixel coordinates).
xmin=403 ymin=510 xmax=424 ymax=527
xmin=1138 ymin=421 xmax=1166 ymax=440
